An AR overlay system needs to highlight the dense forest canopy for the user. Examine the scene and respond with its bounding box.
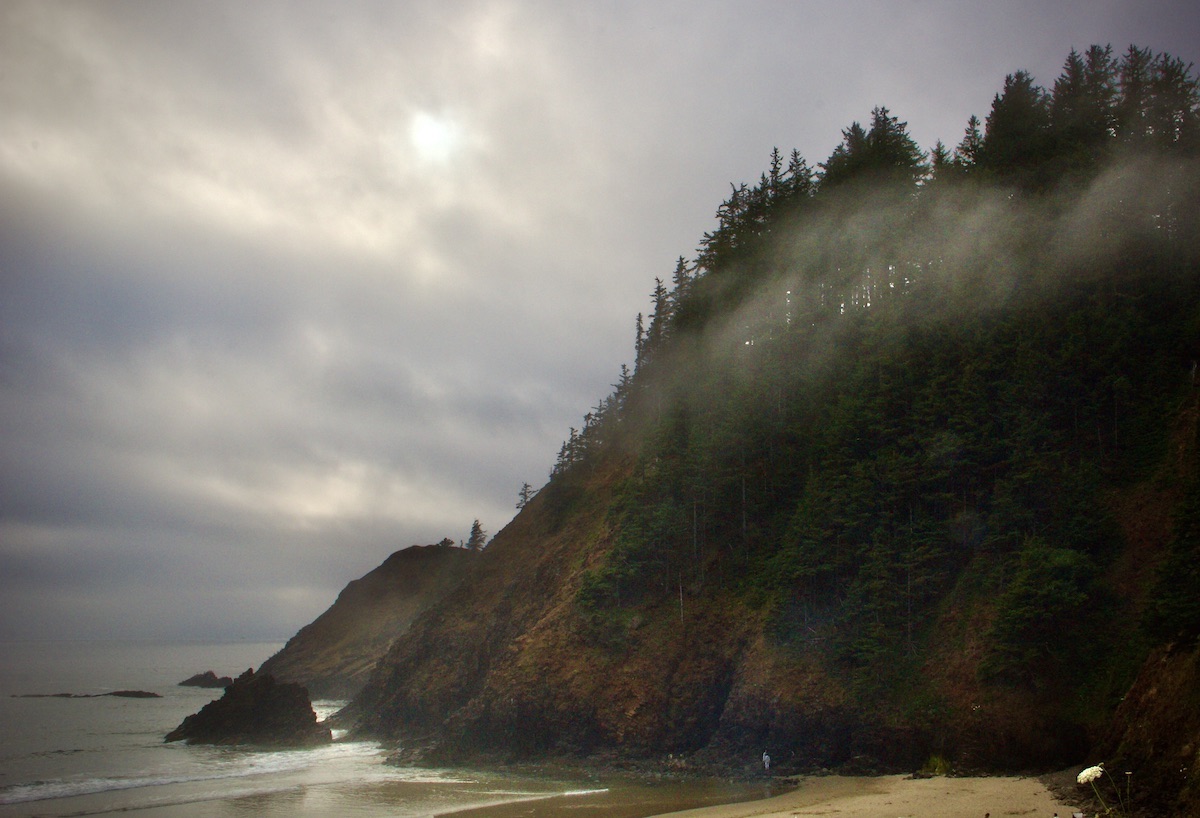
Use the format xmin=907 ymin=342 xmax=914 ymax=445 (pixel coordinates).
xmin=544 ymin=43 xmax=1200 ymax=694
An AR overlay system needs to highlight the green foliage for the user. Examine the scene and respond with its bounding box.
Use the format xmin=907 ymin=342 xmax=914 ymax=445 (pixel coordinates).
xmin=555 ymin=43 xmax=1200 ymax=697
xmin=981 ymin=538 xmax=1103 ymax=687
xmin=921 ymin=754 xmax=953 ymax=776
xmin=1143 ymin=459 xmax=1200 ymax=644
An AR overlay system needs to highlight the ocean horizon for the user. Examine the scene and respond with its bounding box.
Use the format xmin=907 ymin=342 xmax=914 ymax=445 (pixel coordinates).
xmin=0 ymin=640 xmax=778 ymax=817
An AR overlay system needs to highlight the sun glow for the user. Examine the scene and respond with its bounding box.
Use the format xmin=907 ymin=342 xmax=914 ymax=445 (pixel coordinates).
xmin=409 ymin=112 xmax=461 ymax=163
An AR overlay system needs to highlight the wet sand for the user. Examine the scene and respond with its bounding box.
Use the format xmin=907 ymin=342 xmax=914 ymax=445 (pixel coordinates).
xmin=648 ymin=774 xmax=1072 ymax=818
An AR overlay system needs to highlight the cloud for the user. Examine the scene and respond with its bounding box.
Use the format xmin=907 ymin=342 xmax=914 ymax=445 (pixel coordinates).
xmin=1 ymin=0 xmax=1198 ymax=641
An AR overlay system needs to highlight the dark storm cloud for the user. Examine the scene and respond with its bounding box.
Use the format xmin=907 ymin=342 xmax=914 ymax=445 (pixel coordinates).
xmin=1 ymin=0 xmax=1198 ymax=641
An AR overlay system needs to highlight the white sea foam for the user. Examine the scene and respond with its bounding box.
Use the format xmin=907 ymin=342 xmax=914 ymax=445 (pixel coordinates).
xmin=0 ymin=740 xmax=399 ymax=805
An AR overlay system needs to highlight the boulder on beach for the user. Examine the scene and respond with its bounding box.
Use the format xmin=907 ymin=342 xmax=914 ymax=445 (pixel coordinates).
xmin=164 ymin=670 xmax=331 ymax=747
xmin=178 ymin=670 xmax=234 ymax=688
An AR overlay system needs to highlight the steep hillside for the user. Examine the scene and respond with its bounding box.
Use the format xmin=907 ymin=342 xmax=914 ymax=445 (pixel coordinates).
xmin=1090 ymin=641 xmax=1200 ymax=817
xmin=344 ymin=43 xmax=1200 ymax=807
xmin=257 ymin=544 xmax=473 ymax=699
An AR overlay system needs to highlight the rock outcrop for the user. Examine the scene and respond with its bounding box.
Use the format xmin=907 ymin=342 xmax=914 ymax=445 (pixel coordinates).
xmin=1089 ymin=642 xmax=1200 ymax=818
xmin=14 ymin=690 xmax=161 ymax=699
xmin=179 ymin=671 xmax=233 ymax=688
xmin=164 ymin=670 xmax=330 ymax=746
xmin=257 ymin=544 xmax=473 ymax=699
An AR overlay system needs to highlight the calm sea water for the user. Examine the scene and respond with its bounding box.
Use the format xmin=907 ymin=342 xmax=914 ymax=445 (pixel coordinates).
xmin=0 ymin=641 xmax=777 ymax=817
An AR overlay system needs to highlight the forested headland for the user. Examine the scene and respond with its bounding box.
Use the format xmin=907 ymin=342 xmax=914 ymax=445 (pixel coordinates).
xmin=346 ymin=45 xmax=1200 ymax=817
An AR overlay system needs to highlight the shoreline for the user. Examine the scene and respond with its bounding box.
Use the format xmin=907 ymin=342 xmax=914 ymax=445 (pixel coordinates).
xmin=644 ymin=773 xmax=1075 ymax=818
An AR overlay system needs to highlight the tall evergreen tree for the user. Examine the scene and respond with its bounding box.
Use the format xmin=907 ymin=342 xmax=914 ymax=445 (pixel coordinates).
xmin=978 ymin=70 xmax=1052 ymax=186
xmin=466 ymin=519 xmax=487 ymax=550
xmin=1116 ymin=45 xmax=1156 ymax=145
xmin=954 ymin=115 xmax=984 ymax=169
xmin=1049 ymin=46 xmax=1118 ymax=173
xmin=819 ymin=107 xmax=926 ymax=192
xmin=818 ymin=121 xmax=870 ymax=190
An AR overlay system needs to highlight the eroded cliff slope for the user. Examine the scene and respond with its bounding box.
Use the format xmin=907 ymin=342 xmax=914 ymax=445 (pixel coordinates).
xmin=258 ymin=544 xmax=473 ymax=699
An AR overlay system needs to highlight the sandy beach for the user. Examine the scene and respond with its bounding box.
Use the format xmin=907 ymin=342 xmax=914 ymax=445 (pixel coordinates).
xmin=649 ymin=774 xmax=1072 ymax=818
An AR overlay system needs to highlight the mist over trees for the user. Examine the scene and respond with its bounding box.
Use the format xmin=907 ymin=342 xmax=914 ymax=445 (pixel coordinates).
xmin=542 ymin=43 xmax=1199 ymax=694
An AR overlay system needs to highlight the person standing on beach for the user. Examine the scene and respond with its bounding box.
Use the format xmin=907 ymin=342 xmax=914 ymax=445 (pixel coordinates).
xmin=762 ymin=751 xmax=770 ymax=772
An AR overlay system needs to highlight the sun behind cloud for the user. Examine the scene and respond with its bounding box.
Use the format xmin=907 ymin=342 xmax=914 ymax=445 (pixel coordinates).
xmin=409 ymin=111 xmax=461 ymax=164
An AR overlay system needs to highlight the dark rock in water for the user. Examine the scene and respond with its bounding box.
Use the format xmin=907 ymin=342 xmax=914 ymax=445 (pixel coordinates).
xmin=13 ymin=690 xmax=161 ymax=699
xmin=164 ymin=670 xmax=331 ymax=746
xmin=105 ymin=690 xmax=162 ymax=698
xmin=179 ymin=670 xmax=234 ymax=688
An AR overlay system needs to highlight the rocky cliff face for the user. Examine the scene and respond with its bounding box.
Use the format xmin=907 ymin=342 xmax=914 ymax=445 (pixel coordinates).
xmin=341 ymin=396 xmax=1198 ymax=780
xmin=257 ymin=544 xmax=474 ymax=699
xmin=1090 ymin=642 xmax=1200 ymax=818
xmin=346 ymin=460 xmax=896 ymax=771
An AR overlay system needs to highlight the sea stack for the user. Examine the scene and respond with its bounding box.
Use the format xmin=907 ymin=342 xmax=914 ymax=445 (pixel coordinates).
xmin=165 ymin=670 xmax=331 ymax=746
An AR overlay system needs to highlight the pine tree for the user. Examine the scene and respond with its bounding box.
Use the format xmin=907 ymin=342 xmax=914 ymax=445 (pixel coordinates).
xmin=634 ymin=312 xmax=646 ymax=371
xmin=954 ymin=115 xmax=984 ymax=168
xmin=1116 ymin=45 xmax=1156 ymax=145
xmin=1049 ymin=45 xmax=1117 ymax=173
xmin=978 ymin=70 xmax=1051 ymax=186
xmin=466 ymin=519 xmax=487 ymax=550
xmin=783 ymin=149 xmax=815 ymax=202
xmin=818 ymin=108 xmax=926 ymax=192
xmin=669 ymin=256 xmax=693 ymax=312
xmin=643 ymin=277 xmax=671 ymax=363
xmin=929 ymin=139 xmax=953 ymax=181
xmin=819 ymin=121 xmax=869 ymax=190
xmin=516 ymin=482 xmax=537 ymax=509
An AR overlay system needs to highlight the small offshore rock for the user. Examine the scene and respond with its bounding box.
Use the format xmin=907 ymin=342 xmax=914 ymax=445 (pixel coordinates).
xmin=165 ymin=670 xmax=331 ymax=746
xmin=179 ymin=670 xmax=234 ymax=688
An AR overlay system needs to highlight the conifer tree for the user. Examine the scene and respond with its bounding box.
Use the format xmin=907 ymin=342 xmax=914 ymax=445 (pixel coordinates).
xmin=954 ymin=115 xmax=984 ymax=168
xmin=466 ymin=519 xmax=487 ymax=550
xmin=978 ymin=70 xmax=1051 ymax=186
xmin=818 ymin=108 xmax=926 ymax=191
xmin=516 ymin=482 xmax=537 ymax=509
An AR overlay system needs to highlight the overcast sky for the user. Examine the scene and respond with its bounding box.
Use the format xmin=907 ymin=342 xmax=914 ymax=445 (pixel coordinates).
xmin=2 ymin=0 xmax=1198 ymax=643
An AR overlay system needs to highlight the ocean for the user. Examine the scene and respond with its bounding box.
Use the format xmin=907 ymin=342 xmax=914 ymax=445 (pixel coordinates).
xmin=0 ymin=641 xmax=779 ymax=817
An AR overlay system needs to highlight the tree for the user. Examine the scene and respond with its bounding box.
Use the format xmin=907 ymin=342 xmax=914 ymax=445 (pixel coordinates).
xmin=1049 ymin=45 xmax=1118 ymax=174
xmin=516 ymin=482 xmax=537 ymax=509
xmin=953 ymin=115 xmax=984 ymax=169
xmin=668 ymin=256 xmax=693 ymax=313
xmin=819 ymin=107 xmax=927 ymax=192
xmin=1146 ymin=51 xmax=1200 ymax=149
xmin=977 ymin=70 xmax=1051 ymax=186
xmin=928 ymin=139 xmax=953 ymax=181
xmin=642 ymin=277 xmax=671 ymax=364
xmin=634 ymin=312 xmax=646 ymax=371
xmin=818 ymin=121 xmax=870 ymax=190
xmin=1116 ymin=44 xmax=1156 ymax=145
xmin=466 ymin=519 xmax=488 ymax=550
xmin=782 ymin=148 xmax=815 ymax=203
xmin=1144 ymin=465 xmax=1200 ymax=644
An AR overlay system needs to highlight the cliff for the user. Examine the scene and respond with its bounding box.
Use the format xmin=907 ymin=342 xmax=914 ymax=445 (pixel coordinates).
xmin=257 ymin=544 xmax=474 ymax=699
xmin=335 ymin=44 xmax=1200 ymax=803
xmin=1087 ymin=642 xmax=1200 ymax=817
xmin=341 ymin=270 xmax=1199 ymax=777
xmin=345 ymin=390 xmax=1194 ymax=773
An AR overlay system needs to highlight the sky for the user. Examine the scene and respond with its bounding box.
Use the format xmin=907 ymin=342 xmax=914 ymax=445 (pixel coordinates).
xmin=2 ymin=0 xmax=1199 ymax=643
